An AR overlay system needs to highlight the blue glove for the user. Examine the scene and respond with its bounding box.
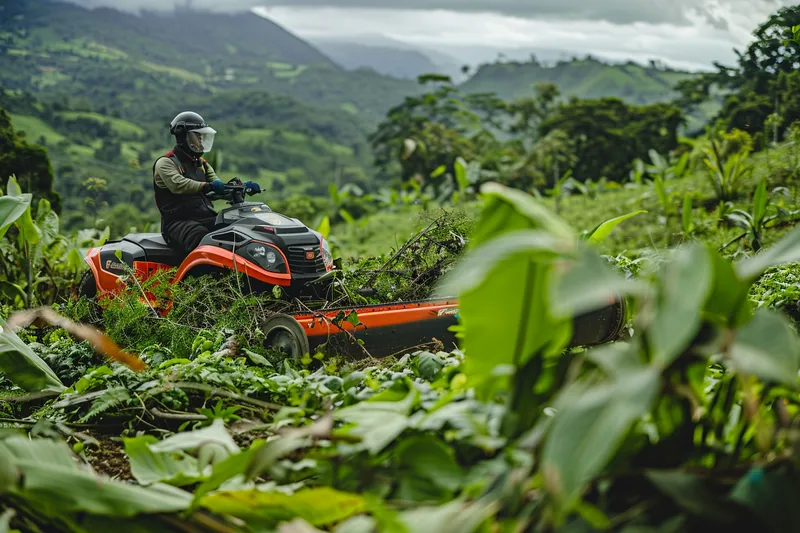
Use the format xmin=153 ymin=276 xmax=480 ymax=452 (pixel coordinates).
xmin=206 ymin=179 xmax=225 ymax=195
xmin=244 ymin=181 xmax=261 ymax=196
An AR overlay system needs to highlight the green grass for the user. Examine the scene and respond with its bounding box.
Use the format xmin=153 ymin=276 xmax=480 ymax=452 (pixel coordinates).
xmin=9 ymin=113 xmax=65 ymax=145
xmin=30 ymin=68 xmax=71 ymax=89
xmin=266 ymin=62 xmax=308 ymax=79
xmin=57 ymin=111 xmax=145 ymax=139
xmin=330 ymin=142 xmax=799 ymax=261
xmin=139 ymin=61 xmax=204 ymax=83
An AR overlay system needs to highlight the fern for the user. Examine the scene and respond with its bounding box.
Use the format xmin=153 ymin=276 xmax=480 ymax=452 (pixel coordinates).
xmin=80 ymin=387 xmax=131 ymax=423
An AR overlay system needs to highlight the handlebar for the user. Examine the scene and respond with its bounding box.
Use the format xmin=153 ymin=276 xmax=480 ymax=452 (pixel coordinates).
xmin=205 ymin=180 xmax=256 ymax=204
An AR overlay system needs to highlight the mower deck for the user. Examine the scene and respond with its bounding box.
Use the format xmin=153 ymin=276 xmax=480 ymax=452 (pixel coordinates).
xmin=278 ymin=297 xmax=627 ymax=359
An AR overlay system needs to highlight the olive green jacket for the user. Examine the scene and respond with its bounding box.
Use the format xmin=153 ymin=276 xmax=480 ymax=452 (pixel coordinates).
xmin=153 ymin=157 xmax=219 ymax=194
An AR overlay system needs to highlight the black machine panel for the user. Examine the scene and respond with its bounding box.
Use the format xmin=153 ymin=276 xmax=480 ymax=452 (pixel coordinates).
xmin=98 ymin=240 xmax=145 ymax=275
xmin=123 ymin=233 xmax=181 ymax=265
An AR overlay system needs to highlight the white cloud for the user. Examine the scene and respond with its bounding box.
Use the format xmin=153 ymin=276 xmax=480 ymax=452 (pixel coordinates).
xmin=258 ymin=6 xmax=762 ymax=70
xmin=64 ymin=0 xmax=795 ymax=70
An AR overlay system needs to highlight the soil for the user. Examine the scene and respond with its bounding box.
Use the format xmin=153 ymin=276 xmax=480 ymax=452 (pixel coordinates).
xmin=84 ymin=433 xmax=134 ymax=482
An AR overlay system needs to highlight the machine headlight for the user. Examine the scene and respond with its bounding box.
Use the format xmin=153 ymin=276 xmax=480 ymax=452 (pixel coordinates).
xmin=244 ymin=243 xmax=286 ymax=273
xmin=320 ymin=238 xmax=333 ymax=271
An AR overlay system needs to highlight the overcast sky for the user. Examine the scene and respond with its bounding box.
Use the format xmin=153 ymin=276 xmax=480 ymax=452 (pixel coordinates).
xmin=69 ymin=0 xmax=791 ymax=71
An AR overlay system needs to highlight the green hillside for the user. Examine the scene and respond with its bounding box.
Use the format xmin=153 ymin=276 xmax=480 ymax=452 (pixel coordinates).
xmin=0 ymin=0 xmax=420 ymax=122
xmin=460 ymin=57 xmax=719 ymax=130
xmin=461 ymin=57 xmax=696 ymax=103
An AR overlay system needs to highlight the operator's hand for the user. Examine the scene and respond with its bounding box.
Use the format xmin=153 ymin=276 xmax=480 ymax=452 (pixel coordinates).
xmin=203 ymin=179 xmax=225 ymax=195
xmin=244 ymin=181 xmax=261 ymax=196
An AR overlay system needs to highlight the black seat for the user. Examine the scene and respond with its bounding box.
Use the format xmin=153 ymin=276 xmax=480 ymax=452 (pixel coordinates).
xmin=123 ymin=233 xmax=181 ymax=265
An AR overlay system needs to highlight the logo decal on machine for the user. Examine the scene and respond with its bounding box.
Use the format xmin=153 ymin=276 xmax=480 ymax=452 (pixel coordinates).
xmin=263 ymin=215 xmax=284 ymax=225
xmin=305 ymin=250 xmax=315 ymax=260
xmin=438 ymin=308 xmax=459 ymax=317
xmin=104 ymin=260 xmax=128 ymax=272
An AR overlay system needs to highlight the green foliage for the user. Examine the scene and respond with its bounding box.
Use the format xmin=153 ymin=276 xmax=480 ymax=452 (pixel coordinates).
xmin=685 ymin=6 xmax=800 ymax=145
xmin=0 ymin=110 xmax=60 ymax=214
xmin=539 ymin=97 xmax=684 ymax=184
xmin=1 ymin=175 xmax=107 ymax=309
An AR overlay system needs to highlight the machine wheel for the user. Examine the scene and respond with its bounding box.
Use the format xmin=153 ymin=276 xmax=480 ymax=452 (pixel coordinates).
xmin=77 ymin=269 xmax=103 ymax=325
xmin=262 ymin=313 xmax=310 ymax=360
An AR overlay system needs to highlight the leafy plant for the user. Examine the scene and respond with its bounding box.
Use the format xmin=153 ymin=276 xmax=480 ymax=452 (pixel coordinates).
xmin=723 ymin=178 xmax=796 ymax=252
xmin=704 ymin=139 xmax=754 ymax=202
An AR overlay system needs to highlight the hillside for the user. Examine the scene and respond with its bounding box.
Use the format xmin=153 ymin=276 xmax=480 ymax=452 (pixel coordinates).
xmin=461 ymin=56 xmax=697 ymax=104
xmin=0 ymin=0 xmax=420 ymax=121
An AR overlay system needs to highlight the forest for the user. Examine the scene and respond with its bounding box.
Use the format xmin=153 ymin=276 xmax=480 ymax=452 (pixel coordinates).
xmin=1 ymin=2 xmax=800 ymax=532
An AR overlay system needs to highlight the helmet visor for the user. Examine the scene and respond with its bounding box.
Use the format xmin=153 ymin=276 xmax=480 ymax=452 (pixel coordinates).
xmin=187 ymin=126 xmax=216 ymax=153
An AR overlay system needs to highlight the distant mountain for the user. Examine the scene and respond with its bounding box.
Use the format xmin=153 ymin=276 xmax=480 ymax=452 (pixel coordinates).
xmin=461 ymin=57 xmax=698 ymax=105
xmin=311 ymin=38 xmax=443 ymax=80
xmin=309 ymin=35 xmax=466 ymax=81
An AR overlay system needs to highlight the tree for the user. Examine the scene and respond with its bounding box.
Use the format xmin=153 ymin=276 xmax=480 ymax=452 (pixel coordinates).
xmin=539 ymin=97 xmax=684 ymax=183
xmin=0 ymin=109 xmax=61 ymax=213
xmin=681 ymin=6 xmax=800 ymax=145
xmin=369 ymin=75 xmax=480 ymax=186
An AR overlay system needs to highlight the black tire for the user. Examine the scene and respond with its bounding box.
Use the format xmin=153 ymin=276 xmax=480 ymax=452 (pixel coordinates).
xmin=262 ymin=313 xmax=310 ymax=360
xmin=78 ymin=269 xmax=97 ymax=299
xmin=77 ymin=269 xmax=103 ymax=325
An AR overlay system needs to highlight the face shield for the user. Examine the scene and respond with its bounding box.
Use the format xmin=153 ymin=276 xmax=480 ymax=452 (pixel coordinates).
xmin=186 ymin=126 xmax=216 ymax=153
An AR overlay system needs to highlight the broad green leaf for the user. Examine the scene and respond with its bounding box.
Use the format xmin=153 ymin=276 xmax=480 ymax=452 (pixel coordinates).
xmin=736 ymin=225 xmax=800 ymax=281
xmin=5 ymin=176 xmax=22 ymax=197
xmin=14 ymin=202 xmax=41 ymax=247
xmin=431 ymin=165 xmax=447 ymax=178
xmin=399 ymin=498 xmax=497 ymax=533
xmin=415 ymin=352 xmax=445 ymax=381
xmin=0 ymin=508 xmax=14 ymax=533
xmin=437 ymin=230 xmax=565 ymax=297
xmin=471 ymin=182 xmax=574 ymax=247
xmin=335 ymin=387 xmax=417 ymax=454
xmin=647 ymin=244 xmax=712 ymax=367
xmin=148 ymin=419 xmax=239 ymax=457
xmin=541 ymin=367 xmax=661 ymax=510
xmin=729 ymin=310 xmax=800 ymax=387
xmin=436 ymin=230 xmax=572 ymax=388
xmin=394 ymin=436 xmax=464 ymax=501
xmin=339 ymin=208 xmax=355 ymax=224
xmin=328 ymin=183 xmax=339 ymax=204
xmin=66 ymin=247 xmax=85 ymax=272
xmin=550 ymin=244 xmax=645 ymax=318
xmin=0 ymin=282 xmax=25 ymax=308
xmin=244 ymin=434 xmax=310 ymax=480
xmin=704 ymin=250 xmax=752 ymax=329
xmin=0 ymin=319 xmax=64 ymax=393
xmin=191 ymin=440 xmax=267 ymax=505
xmin=682 ymin=195 xmax=693 ymax=232
xmin=730 ymin=467 xmax=800 ymax=533
xmin=653 ymin=177 xmax=672 ymax=215
xmin=647 ymin=470 xmax=746 ymax=524
xmin=585 ymin=211 xmax=646 ymax=245
xmin=752 ymin=178 xmax=768 ymax=226
xmin=0 ymin=195 xmax=31 ymax=240
xmin=200 ymin=487 xmax=365 ymax=527
xmin=586 ymin=342 xmax=645 ymax=379
xmin=124 ymin=435 xmax=203 ymax=486
xmin=316 ymin=216 xmax=331 ymax=239
xmin=0 ymin=436 xmax=190 ymax=517
xmin=454 ymin=157 xmax=469 ymax=190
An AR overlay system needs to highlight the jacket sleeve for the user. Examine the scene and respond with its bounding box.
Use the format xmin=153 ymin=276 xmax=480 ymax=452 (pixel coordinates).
xmin=154 ymin=158 xmax=207 ymax=194
xmin=201 ymin=159 xmax=219 ymax=181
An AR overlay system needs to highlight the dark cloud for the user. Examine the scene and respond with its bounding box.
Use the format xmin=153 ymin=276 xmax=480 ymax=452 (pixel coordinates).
xmin=65 ymin=0 xmax=784 ymax=27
